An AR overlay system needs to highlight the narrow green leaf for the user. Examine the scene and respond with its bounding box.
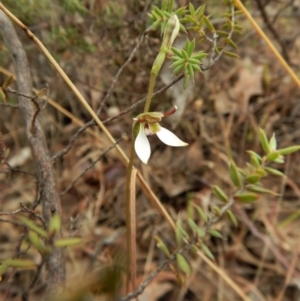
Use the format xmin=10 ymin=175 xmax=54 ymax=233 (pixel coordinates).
xmin=189 ymin=2 xmax=195 ymax=15
xmin=54 ymin=238 xmax=82 ymax=248
xmin=194 ymin=205 xmax=208 ymax=223
xmin=246 ymin=184 xmax=278 ymax=195
xmin=223 ymin=51 xmax=240 ymax=59
xmin=173 ymin=64 xmax=184 ymax=74
xmin=208 ymin=229 xmax=223 ymax=239
xmin=28 ymin=231 xmax=52 ymax=254
xmin=171 ymin=47 xmax=183 ymax=57
xmin=174 ymin=7 xmax=186 ymax=16
xmin=234 ymin=193 xmax=259 ymax=203
xmin=176 ymin=253 xmax=191 ymax=276
xmin=212 ymin=205 xmax=222 ymax=216
xmin=186 ymin=39 xmax=195 ymax=57
xmin=5 ymin=259 xmax=36 ymax=269
xmin=187 ymin=218 xmax=205 ymax=237
xmin=188 ymin=58 xmax=200 ymax=65
xmin=259 ymin=128 xmax=270 ymax=154
xmin=278 ymin=145 xmax=300 ymax=155
xmin=266 ymin=151 xmax=280 ymax=162
xmin=191 ymin=64 xmax=202 ymax=72
xmin=226 ymin=210 xmax=238 ymax=227
xmin=246 ymin=174 xmax=261 ymax=184
xmin=181 ymin=49 xmax=189 ymax=59
xmin=216 ymin=30 xmax=229 ymax=37
xmin=188 ymin=63 xmax=195 ymax=81
xmin=201 ymin=243 xmax=214 ymax=260
xmin=202 ymin=15 xmax=215 ymax=32
xmin=192 ymin=51 xmax=208 ymax=60
xmin=19 ymin=217 xmax=48 ymax=238
xmin=229 ymin=161 xmax=242 ymax=187
xmin=49 ymin=213 xmax=61 ymax=235
xmin=264 ymin=167 xmax=284 ymax=177
xmin=213 ymin=185 xmax=228 ymax=203
xmin=269 ymin=133 xmax=277 ymax=151
xmin=196 ymin=4 xmax=206 ymax=19
xmin=154 ymin=236 xmax=171 ymax=258
xmin=153 ymin=6 xmax=165 ymax=18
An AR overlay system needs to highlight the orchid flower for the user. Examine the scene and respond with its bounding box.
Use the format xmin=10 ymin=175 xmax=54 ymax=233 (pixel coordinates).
xmin=133 ymin=106 xmax=188 ymax=164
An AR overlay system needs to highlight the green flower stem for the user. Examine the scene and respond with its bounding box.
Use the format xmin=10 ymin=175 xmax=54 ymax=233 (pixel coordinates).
xmin=144 ymin=50 xmax=166 ymax=113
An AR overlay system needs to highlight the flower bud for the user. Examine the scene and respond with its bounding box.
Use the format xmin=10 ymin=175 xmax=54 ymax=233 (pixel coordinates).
xmin=162 ymin=14 xmax=180 ymax=51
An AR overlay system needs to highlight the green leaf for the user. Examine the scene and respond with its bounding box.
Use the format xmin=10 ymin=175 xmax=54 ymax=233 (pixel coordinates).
xmin=234 ymin=193 xmax=259 ymax=203
xmin=226 ymin=210 xmax=238 ymax=227
xmin=229 ymin=161 xmax=242 ymax=188
xmin=194 ymin=205 xmax=208 ymax=223
xmin=264 ymin=167 xmax=284 ymax=177
xmin=259 ymin=128 xmax=270 ymax=154
xmin=212 ymin=205 xmax=222 ymax=216
xmin=246 ymin=174 xmax=261 ymax=184
xmin=226 ymin=38 xmax=237 ymax=50
xmin=189 ymin=2 xmax=195 ymax=15
xmin=201 ymin=243 xmax=214 ymax=260
xmin=247 ymin=150 xmax=261 ymax=168
xmin=269 ymin=133 xmax=277 ymax=150
xmin=49 ymin=213 xmax=61 ymax=235
xmin=188 ymin=58 xmax=200 ymax=65
xmin=19 ymin=217 xmax=48 ymax=238
xmin=246 ymin=184 xmax=278 ymax=195
xmin=186 ymin=39 xmax=195 ymax=57
xmin=223 ymin=51 xmax=240 ymax=59
xmin=176 ymin=253 xmax=191 ymax=276
xmin=213 ymin=185 xmax=228 ymax=203
xmin=278 ymin=145 xmax=300 ymax=155
xmin=208 ymin=229 xmax=223 ymax=239
xmin=172 ymin=59 xmax=185 ymax=68
xmin=202 ymin=15 xmax=215 ymax=32
xmin=266 ymin=151 xmax=281 ymax=162
xmin=154 ymin=236 xmax=170 ymax=258
xmin=191 ymin=64 xmax=202 ymax=72
xmin=192 ymin=51 xmax=208 ymax=60
xmin=5 ymin=259 xmax=36 ymax=269
xmin=28 ymin=231 xmax=52 ymax=254
xmin=181 ymin=49 xmax=189 ymax=59
xmin=187 ymin=218 xmax=205 ymax=238
xmin=54 ymin=238 xmax=82 ymax=248
xmin=195 ymin=4 xmax=206 ymax=19
xmin=188 ymin=63 xmax=195 ymax=81
xmin=171 ymin=47 xmax=183 ymax=57
xmin=173 ymin=64 xmax=184 ymax=74
xmin=153 ymin=6 xmax=165 ymax=18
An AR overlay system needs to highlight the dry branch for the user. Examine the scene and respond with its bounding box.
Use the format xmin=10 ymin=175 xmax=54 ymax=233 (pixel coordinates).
xmin=0 ymin=11 xmax=65 ymax=298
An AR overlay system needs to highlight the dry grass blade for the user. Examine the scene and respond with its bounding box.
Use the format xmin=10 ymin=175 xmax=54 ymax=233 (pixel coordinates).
xmin=233 ymin=0 xmax=300 ymax=88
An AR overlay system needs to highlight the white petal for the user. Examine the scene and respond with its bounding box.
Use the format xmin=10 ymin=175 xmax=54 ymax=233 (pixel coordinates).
xmin=134 ymin=124 xmax=151 ymax=164
xmin=156 ymin=127 xmax=188 ymax=147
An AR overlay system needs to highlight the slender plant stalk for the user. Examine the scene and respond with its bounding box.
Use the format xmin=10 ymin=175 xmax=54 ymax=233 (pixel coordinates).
xmin=234 ymin=0 xmax=300 ymax=88
xmin=125 ymin=144 xmax=137 ymax=291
